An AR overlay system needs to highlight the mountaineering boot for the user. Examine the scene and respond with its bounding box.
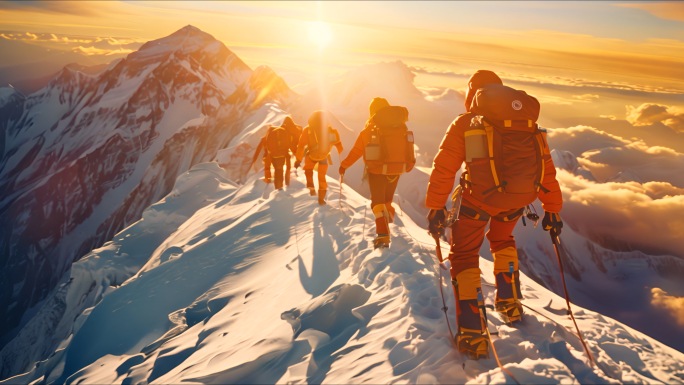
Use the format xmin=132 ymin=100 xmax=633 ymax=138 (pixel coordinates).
xmin=453 ymin=271 xmax=489 ymax=359
xmin=372 ymin=204 xmax=391 ymax=249
xmin=305 ymin=170 xmax=315 ymax=196
xmin=494 ymin=269 xmax=523 ymax=324
xmin=456 ymin=299 xmax=489 ymax=359
xmin=495 ymin=297 xmax=523 ymax=324
xmin=457 ymin=328 xmax=489 ymax=359
xmin=493 ymin=250 xmax=523 ymax=324
xmin=318 ymin=189 xmax=327 ymax=205
xmin=373 ymin=234 xmax=390 ymax=249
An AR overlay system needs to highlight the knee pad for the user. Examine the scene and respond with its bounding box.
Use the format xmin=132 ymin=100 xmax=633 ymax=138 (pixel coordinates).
xmin=372 ymin=204 xmax=387 ymax=219
xmin=454 ymin=267 xmax=482 ymax=301
xmin=493 ymin=246 xmax=518 ymax=275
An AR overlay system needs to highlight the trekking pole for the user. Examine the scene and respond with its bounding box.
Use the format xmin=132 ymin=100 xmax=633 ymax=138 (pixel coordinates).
xmin=339 ymin=174 xmax=344 ymax=210
xmin=550 ymin=231 xmax=597 ymax=368
xmin=432 ymin=234 xmax=456 ymax=344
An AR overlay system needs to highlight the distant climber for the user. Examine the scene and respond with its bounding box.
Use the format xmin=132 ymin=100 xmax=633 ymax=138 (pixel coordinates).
xmin=424 ymin=70 xmax=563 ymax=359
xmin=294 ymin=110 xmax=343 ymax=204
xmin=339 ymin=97 xmax=416 ymax=249
xmin=281 ymin=116 xmax=303 ymax=188
xmin=252 ymin=116 xmax=302 ymax=190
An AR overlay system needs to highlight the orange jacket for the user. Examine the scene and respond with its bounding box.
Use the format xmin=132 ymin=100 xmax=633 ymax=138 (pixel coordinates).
xmin=340 ymin=120 xmax=372 ymax=171
xmin=425 ymin=112 xmax=562 ymax=213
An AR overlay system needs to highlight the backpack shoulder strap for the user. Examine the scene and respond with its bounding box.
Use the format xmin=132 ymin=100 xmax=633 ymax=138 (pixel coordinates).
xmin=481 ymin=118 xmax=504 ymax=194
xmin=533 ymin=126 xmax=548 ymax=192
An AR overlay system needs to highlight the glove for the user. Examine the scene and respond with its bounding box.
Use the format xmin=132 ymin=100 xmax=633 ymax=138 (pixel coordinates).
xmin=338 ymin=166 xmax=346 ymax=176
xmin=542 ymin=211 xmax=563 ymax=236
xmin=294 ymin=160 xmax=301 ymax=169
xmin=427 ymin=208 xmax=447 ymax=238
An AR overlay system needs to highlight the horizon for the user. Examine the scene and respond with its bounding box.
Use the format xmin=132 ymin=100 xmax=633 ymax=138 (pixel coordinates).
xmin=1 ymin=1 xmax=683 ymax=130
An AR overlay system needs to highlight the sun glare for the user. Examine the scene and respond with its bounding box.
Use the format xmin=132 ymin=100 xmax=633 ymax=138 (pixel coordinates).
xmin=307 ymin=21 xmax=332 ymax=50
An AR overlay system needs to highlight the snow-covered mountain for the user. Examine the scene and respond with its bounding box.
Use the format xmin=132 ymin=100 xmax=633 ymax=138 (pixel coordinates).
xmin=1 ymin=162 xmax=682 ymax=384
xmin=2 ymin=24 xmax=683 ymax=383
xmin=0 ymin=25 xmax=297 ymax=354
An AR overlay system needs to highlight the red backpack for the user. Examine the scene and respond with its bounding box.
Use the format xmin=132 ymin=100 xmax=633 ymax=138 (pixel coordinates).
xmin=364 ymin=106 xmax=416 ymax=175
xmin=462 ymin=84 xmax=547 ymax=209
xmin=265 ymin=126 xmax=291 ymax=159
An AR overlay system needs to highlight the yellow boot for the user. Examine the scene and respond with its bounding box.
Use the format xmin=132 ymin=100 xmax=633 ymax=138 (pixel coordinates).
xmin=456 ymin=326 xmax=489 ymax=359
xmin=453 ymin=269 xmax=490 ymax=359
xmin=372 ymin=204 xmax=391 ymax=249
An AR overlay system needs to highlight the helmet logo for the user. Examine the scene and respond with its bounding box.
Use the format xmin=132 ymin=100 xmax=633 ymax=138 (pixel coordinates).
xmin=512 ymin=100 xmax=523 ymax=110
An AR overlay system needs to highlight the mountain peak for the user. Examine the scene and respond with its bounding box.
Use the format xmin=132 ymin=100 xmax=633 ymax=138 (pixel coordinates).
xmin=168 ymin=24 xmax=215 ymax=41
xmin=132 ymin=25 xmax=220 ymax=62
xmin=0 ymin=85 xmax=22 ymax=105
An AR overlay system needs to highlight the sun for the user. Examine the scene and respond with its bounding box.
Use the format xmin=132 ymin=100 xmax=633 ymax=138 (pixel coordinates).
xmin=307 ymin=21 xmax=333 ymax=50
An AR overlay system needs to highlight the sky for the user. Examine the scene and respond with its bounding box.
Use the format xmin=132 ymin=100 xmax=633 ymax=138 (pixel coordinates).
xmin=1 ymin=1 xmax=683 ymax=123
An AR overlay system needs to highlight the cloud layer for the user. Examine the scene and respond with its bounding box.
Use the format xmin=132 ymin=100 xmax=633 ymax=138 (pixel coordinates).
xmin=626 ymin=103 xmax=684 ymax=133
xmin=546 ymin=121 xmax=684 ymax=258
xmin=651 ymin=288 xmax=684 ymax=326
xmin=549 ymin=125 xmax=684 ymax=187
xmin=0 ymin=31 xmax=143 ymax=56
xmin=557 ymin=169 xmax=684 ymax=258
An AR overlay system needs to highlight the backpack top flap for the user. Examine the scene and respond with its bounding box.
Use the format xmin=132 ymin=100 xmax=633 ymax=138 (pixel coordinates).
xmin=372 ymin=106 xmax=409 ymax=129
xmin=470 ymin=84 xmax=540 ymax=122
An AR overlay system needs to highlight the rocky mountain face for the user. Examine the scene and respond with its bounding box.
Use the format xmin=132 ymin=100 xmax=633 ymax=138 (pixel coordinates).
xmin=0 ymin=25 xmax=295 ymax=351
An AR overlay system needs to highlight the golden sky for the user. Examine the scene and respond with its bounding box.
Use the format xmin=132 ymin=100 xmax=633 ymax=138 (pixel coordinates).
xmin=1 ymin=1 xmax=683 ymax=123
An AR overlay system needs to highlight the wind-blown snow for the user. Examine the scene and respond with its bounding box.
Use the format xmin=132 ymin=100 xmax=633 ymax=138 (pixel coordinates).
xmin=3 ymin=162 xmax=682 ymax=384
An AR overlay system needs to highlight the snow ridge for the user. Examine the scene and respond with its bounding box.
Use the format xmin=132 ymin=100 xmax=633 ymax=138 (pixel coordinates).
xmin=2 ymin=163 xmax=682 ymax=384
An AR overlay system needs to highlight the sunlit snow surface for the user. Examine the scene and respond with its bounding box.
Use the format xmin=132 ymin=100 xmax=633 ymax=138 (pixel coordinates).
xmin=3 ymin=162 xmax=682 ymax=384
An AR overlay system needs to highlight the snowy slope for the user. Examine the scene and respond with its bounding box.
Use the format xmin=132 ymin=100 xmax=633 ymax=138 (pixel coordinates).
xmin=2 ymin=162 xmax=682 ymax=384
xmin=0 ymin=25 xmax=298 ymax=352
